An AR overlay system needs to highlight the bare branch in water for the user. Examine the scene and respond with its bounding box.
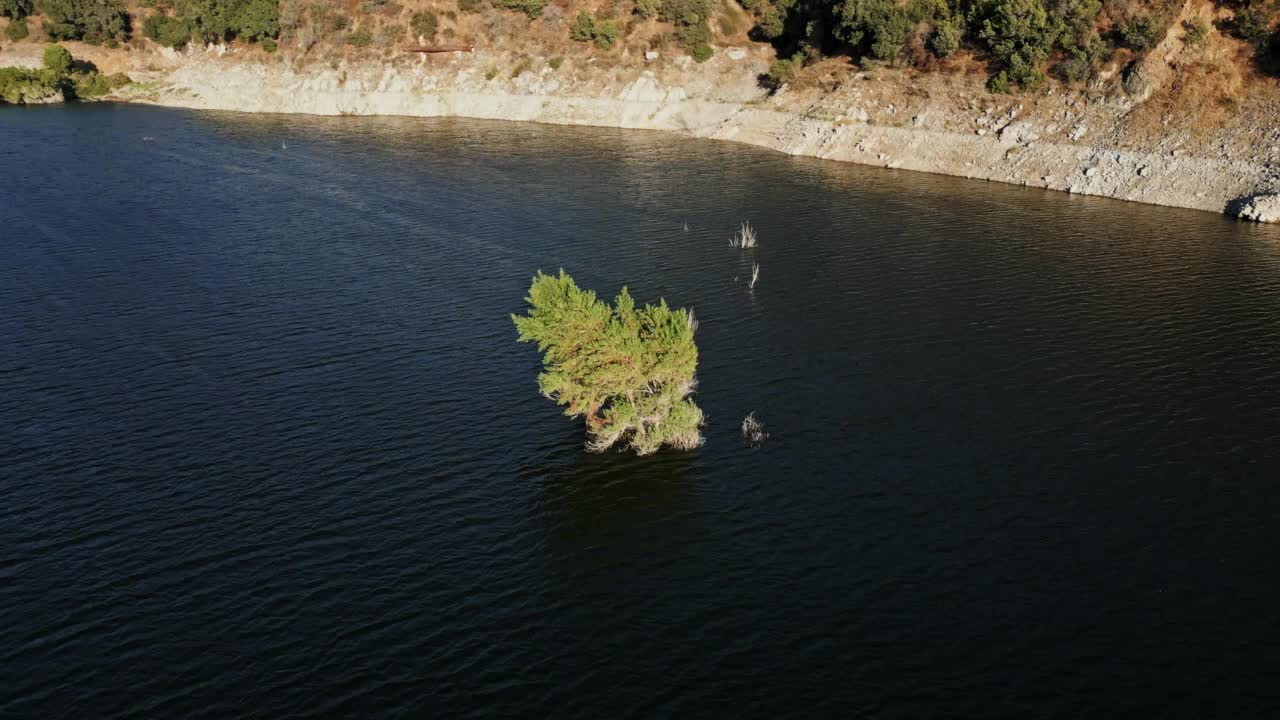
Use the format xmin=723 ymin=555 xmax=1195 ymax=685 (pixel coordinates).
xmin=729 ymin=221 xmax=758 ymax=248
xmin=749 ymin=262 xmax=760 ymax=290
xmin=741 ymin=412 xmax=768 ymax=445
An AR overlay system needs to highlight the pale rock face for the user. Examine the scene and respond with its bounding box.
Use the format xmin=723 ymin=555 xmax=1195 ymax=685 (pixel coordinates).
xmin=1232 ymin=194 xmax=1280 ymax=223
xmin=726 ymin=48 xmax=747 ymax=61
xmin=645 ymin=51 xmax=659 ymax=61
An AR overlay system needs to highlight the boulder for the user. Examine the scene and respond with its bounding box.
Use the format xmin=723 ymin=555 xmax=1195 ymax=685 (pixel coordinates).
xmin=1230 ymin=193 xmax=1280 ymax=223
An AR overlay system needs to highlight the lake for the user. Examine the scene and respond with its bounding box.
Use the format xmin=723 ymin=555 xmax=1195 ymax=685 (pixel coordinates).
xmin=3 ymin=104 xmax=1279 ymax=717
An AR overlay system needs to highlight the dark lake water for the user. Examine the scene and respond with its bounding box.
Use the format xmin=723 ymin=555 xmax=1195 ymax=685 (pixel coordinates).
xmin=4 ymin=104 xmax=1280 ymax=718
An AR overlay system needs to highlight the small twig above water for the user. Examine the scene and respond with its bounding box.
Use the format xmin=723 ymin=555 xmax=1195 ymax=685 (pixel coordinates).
xmin=729 ymin=221 xmax=758 ymax=248
xmin=741 ymin=412 xmax=768 ymax=446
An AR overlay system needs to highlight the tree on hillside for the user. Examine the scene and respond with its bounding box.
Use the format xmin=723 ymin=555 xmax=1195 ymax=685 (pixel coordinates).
xmin=0 ymin=0 xmax=33 ymax=19
xmin=513 ymin=270 xmax=705 ymax=455
xmin=43 ymin=42 xmax=73 ymax=73
xmin=37 ymin=0 xmax=130 ymax=42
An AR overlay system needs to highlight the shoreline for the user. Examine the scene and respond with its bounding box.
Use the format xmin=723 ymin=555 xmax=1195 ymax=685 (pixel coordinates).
xmin=10 ymin=43 xmax=1279 ymax=221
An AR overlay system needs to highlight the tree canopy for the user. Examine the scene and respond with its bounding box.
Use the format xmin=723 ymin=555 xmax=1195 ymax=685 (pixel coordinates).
xmin=513 ymin=270 xmax=704 ymax=455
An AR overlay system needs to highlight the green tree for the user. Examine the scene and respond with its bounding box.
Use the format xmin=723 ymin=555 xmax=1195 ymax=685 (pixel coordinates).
xmin=5 ymin=16 xmax=29 ymax=38
xmin=37 ymin=0 xmax=131 ymax=41
xmin=232 ymin=0 xmax=279 ymax=39
xmin=570 ymin=9 xmax=594 ymax=40
xmin=513 ymin=270 xmax=704 ymax=455
xmin=143 ymin=14 xmax=192 ymax=47
xmin=0 ymin=0 xmax=32 ymax=19
xmin=43 ymin=43 xmax=73 ymax=73
xmin=974 ymin=0 xmax=1057 ymax=87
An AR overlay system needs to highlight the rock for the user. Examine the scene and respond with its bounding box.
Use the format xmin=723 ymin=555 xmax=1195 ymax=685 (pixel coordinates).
xmin=976 ymin=128 xmax=987 ymax=136
xmin=1230 ymin=194 xmax=1280 ymax=223
xmin=645 ymin=50 xmax=659 ymax=61
xmin=1070 ymin=124 xmax=1087 ymax=141
xmin=725 ymin=47 xmax=747 ymax=61
xmin=1138 ymin=166 xmax=1151 ymax=177
xmin=1085 ymin=167 xmax=1099 ymax=177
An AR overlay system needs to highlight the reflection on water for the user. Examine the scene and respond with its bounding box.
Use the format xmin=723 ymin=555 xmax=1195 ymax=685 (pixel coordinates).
xmin=3 ymin=104 xmax=1280 ymax=719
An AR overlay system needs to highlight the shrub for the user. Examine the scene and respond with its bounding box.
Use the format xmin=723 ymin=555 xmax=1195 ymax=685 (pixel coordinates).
xmin=512 ymin=270 xmax=705 ymax=455
xmin=1121 ymin=14 xmax=1159 ymax=50
xmin=358 ymin=0 xmax=383 ymax=12
xmin=143 ymin=14 xmax=192 ymax=48
xmin=43 ymin=43 xmax=73 ymax=73
xmin=767 ymin=52 xmax=803 ymax=85
xmin=410 ymin=9 xmax=437 ymax=38
xmin=988 ymin=69 xmax=1009 ymax=92
xmin=0 ymin=66 xmax=61 ymax=103
xmin=37 ymin=0 xmax=130 ymax=42
xmin=346 ymin=26 xmax=372 ymax=46
xmin=930 ymin=18 xmax=960 ymax=57
xmin=484 ymin=65 xmax=497 ymax=79
xmin=1 ymin=0 xmax=32 ymax=19
xmin=634 ymin=0 xmax=661 ymax=17
xmin=5 ymin=16 xmax=29 ymax=39
xmin=548 ymin=55 xmax=563 ymax=68
xmin=570 ymin=9 xmax=594 ymax=40
xmin=593 ymin=17 xmax=620 ymax=48
xmin=510 ymin=56 xmax=531 ymax=76
xmin=493 ymin=0 xmax=547 ymax=18
xmin=1182 ymin=18 xmax=1207 ymax=46
xmin=691 ymin=41 xmax=712 ymax=61
xmin=973 ymin=0 xmax=1057 ymax=87
xmin=836 ymin=0 xmax=913 ymax=63
xmin=261 ymin=35 xmax=276 ymax=51
xmin=457 ymin=0 xmax=478 ymax=11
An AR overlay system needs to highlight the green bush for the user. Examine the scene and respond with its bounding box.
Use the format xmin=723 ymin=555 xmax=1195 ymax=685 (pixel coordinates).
xmin=988 ymin=69 xmax=1009 ymax=92
xmin=548 ymin=55 xmax=563 ymax=69
xmin=36 ymin=0 xmax=130 ymax=42
xmin=143 ymin=14 xmax=192 ymax=47
xmin=346 ymin=26 xmax=372 ymax=46
xmin=0 ymin=66 xmax=61 ymax=103
xmin=1121 ymin=14 xmax=1159 ymax=50
xmin=260 ymin=35 xmax=276 ymax=51
xmin=593 ymin=17 xmax=620 ymax=48
xmin=410 ymin=9 xmax=437 ymax=38
xmin=484 ymin=65 xmax=497 ymax=80
xmin=691 ymin=41 xmax=712 ymax=61
xmin=570 ymin=9 xmax=594 ymax=40
xmin=1182 ymin=18 xmax=1207 ymax=46
xmin=835 ymin=0 xmax=913 ymax=63
xmin=974 ymin=0 xmax=1057 ymax=87
xmin=512 ymin=270 xmax=704 ymax=455
xmin=930 ymin=18 xmax=960 ymax=57
xmin=634 ymin=0 xmax=661 ymax=17
xmin=767 ymin=51 xmax=803 ymax=85
xmin=493 ymin=0 xmax=547 ymax=18
xmin=457 ymin=0 xmax=478 ymax=11
xmin=43 ymin=43 xmax=73 ymax=73
xmin=5 ymin=16 xmax=29 ymax=39
xmin=1 ymin=0 xmax=32 ymax=19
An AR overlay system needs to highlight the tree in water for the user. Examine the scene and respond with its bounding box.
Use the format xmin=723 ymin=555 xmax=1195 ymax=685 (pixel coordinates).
xmin=513 ymin=270 xmax=704 ymax=455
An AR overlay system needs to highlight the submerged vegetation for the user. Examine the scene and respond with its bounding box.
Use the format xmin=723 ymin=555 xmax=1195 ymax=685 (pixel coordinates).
xmin=513 ymin=270 xmax=704 ymax=455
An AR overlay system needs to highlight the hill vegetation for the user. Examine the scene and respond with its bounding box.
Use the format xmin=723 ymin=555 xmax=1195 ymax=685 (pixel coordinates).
xmin=2 ymin=0 xmax=1279 ymax=94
